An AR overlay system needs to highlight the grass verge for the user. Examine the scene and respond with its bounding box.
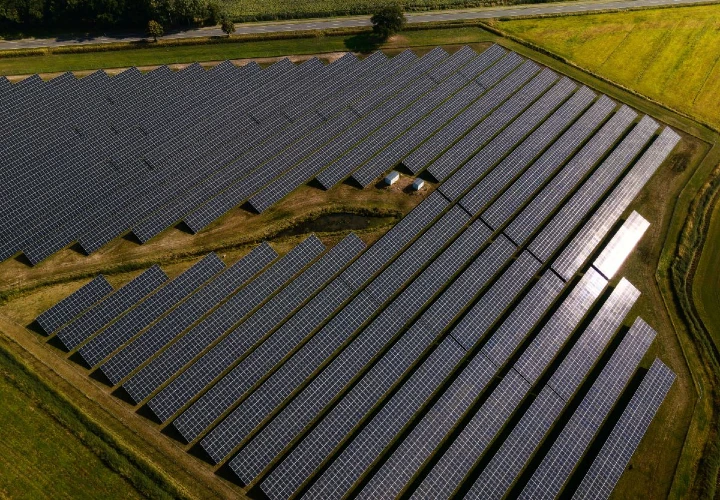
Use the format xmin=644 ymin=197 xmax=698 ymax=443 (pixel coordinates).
xmin=0 ymin=340 xmax=187 ymax=499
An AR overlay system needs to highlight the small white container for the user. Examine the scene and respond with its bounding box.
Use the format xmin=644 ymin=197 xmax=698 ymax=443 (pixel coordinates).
xmin=384 ymin=171 xmax=400 ymax=186
xmin=411 ymin=178 xmax=425 ymax=191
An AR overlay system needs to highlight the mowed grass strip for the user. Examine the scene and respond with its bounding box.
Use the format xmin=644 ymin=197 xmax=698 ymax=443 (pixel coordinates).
xmin=499 ymin=4 xmax=720 ymax=129
xmin=219 ymin=0 xmax=494 ymax=21
xmin=0 ymin=27 xmax=494 ymax=76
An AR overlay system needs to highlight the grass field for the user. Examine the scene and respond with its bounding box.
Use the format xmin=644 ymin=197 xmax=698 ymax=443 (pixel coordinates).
xmin=498 ymin=4 xmax=720 ymax=130
xmin=0 ymin=370 xmax=140 ymax=499
xmin=0 ymin=343 xmax=183 ymax=499
xmin=220 ymin=0 xmax=512 ymax=21
xmin=0 ymin=27 xmax=495 ymax=76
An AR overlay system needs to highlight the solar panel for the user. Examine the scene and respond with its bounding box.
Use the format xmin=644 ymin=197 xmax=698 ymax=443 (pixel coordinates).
xmin=518 ymin=317 xmax=657 ymax=499
xmin=77 ymin=253 xmax=225 ymax=367
xmin=512 ymin=268 xmax=607 ymax=384
xmin=316 ymin=72 xmax=473 ymax=189
xmin=136 ymin=233 xmax=362 ymax=416
xmin=412 ymin=369 xmax=531 ymax=498
xmin=428 ymin=68 xmax=560 ymax=183
xmin=312 ymin=249 xmax=540 ymax=498
xmin=573 ymin=359 xmax=675 ymax=500
xmin=54 ymin=265 xmax=168 ymax=351
xmin=194 ymin=201 xmax=457 ymax=460
xmin=357 ymin=351 xmax=497 ymax=500
xmin=35 ymin=275 xmax=113 ymax=335
xmin=120 ymin=236 xmax=327 ymax=405
xmin=467 ymin=385 xmax=565 ymax=499
xmin=481 ymin=95 xmax=617 ymax=231
xmin=437 ymin=74 xmax=574 ymax=199
xmin=592 ymin=212 xmax=650 ymax=280
xmin=401 ymin=56 xmax=534 ymax=173
xmin=261 ymin=235 xmax=515 ymax=498
xmin=305 ymin=337 xmax=465 ymax=499
xmin=341 ymin=191 xmax=448 ymax=291
xmin=197 ymin=212 xmax=479 ymax=461
xmin=552 ymin=127 xmax=680 ymax=280
xmin=528 ymin=115 xmax=659 ymax=262
xmin=98 ymin=242 xmax=277 ymax=385
xmin=502 ymin=104 xmax=636 ymax=246
xmin=460 ymin=85 xmax=596 ymax=217
xmin=549 ymin=278 xmax=639 ymax=401
xmin=233 ymin=221 xmax=493 ymax=486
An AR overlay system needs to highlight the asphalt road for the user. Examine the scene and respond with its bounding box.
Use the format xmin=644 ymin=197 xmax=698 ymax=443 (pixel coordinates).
xmin=0 ymin=0 xmax=711 ymax=51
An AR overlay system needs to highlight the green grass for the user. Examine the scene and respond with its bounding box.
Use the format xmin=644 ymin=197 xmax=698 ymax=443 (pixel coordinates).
xmin=498 ymin=4 xmax=720 ymax=130
xmin=694 ymin=204 xmax=720 ymax=349
xmin=0 ymin=27 xmax=494 ymax=75
xmin=220 ymin=0 xmax=517 ymax=21
xmin=0 ymin=344 xmax=184 ymax=499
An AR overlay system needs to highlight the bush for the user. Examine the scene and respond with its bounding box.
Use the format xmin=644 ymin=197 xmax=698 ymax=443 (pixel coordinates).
xmin=370 ymin=3 xmax=407 ymax=40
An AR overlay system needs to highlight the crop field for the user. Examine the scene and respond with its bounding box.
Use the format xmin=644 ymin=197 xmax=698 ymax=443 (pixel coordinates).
xmin=498 ymin=4 xmax=720 ymax=130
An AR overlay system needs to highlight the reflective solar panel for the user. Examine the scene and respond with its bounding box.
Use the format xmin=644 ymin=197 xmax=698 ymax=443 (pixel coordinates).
xmin=518 ymin=317 xmax=657 ymax=499
xmin=552 ymin=127 xmax=679 ymax=280
xmin=593 ymin=211 xmax=650 ymax=280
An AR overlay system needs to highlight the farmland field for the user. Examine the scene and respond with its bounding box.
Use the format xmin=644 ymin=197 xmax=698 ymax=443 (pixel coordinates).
xmin=498 ymin=4 xmax=720 ymax=130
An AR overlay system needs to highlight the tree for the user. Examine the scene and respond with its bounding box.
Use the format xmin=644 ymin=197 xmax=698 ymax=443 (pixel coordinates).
xmin=147 ymin=19 xmax=164 ymax=41
xmin=206 ymin=1 xmax=222 ymax=24
xmin=370 ymin=3 xmax=406 ymax=40
xmin=220 ymin=16 xmax=235 ymax=36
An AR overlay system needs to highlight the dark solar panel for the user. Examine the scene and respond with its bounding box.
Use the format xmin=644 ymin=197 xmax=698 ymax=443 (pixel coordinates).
xmin=35 ymin=275 xmax=113 ymax=335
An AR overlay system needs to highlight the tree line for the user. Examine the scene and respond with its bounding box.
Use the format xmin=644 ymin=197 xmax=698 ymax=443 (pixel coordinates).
xmin=0 ymin=0 xmax=225 ymax=31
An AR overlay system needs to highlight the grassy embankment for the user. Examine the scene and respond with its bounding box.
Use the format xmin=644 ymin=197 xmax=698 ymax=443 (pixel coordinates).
xmin=496 ymin=6 xmax=720 ymax=497
xmin=0 ymin=338 xmax=186 ymax=499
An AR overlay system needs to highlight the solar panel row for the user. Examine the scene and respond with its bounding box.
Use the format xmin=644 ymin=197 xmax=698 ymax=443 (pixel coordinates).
xmin=572 ymin=358 xmax=675 ymax=500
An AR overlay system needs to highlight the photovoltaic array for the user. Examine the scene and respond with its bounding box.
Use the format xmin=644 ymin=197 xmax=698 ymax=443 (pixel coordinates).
xmin=31 ymin=44 xmax=680 ymax=499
